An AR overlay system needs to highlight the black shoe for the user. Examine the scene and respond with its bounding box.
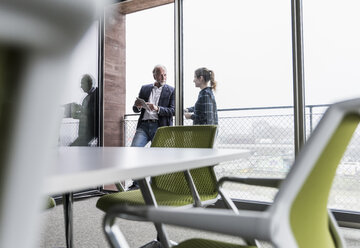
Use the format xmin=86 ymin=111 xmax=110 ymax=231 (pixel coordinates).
xmin=140 ymin=240 xmax=163 ymax=248
xmin=127 ymin=182 xmax=139 ymax=191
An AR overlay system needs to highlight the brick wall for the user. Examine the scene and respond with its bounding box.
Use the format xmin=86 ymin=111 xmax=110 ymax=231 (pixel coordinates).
xmin=103 ymin=6 xmax=126 ymax=146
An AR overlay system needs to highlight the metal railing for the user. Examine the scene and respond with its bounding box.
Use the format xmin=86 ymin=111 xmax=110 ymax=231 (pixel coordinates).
xmin=59 ymin=118 xmax=79 ymax=146
xmin=123 ymin=104 xmax=360 ymax=212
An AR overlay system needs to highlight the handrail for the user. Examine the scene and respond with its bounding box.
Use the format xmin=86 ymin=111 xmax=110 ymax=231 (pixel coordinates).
xmin=124 ymin=104 xmax=331 ymax=119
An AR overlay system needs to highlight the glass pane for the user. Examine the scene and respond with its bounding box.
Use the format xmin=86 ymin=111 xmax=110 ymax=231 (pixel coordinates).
xmin=303 ymin=1 xmax=360 ymax=211
xmin=59 ymin=22 xmax=99 ymax=147
xmin=125 ymin=4 xmax=174 ymax=146
xmin=184 ymin=0 xmax=293 ymax=202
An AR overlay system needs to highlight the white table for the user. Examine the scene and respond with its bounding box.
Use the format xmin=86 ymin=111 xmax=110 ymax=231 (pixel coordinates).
xmin=45 ymin=147 xmax=250 ymax=248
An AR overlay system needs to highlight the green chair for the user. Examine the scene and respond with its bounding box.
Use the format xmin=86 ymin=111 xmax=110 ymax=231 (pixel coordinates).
xmin=97 ymin=125 xmax=219 ymax=246
xmin=104 ymin=98 xmax=360 ymax=248
xmin=97 ymin=125 xmax=219 ymax=211
xmin=46 ymin=197 xmax=56 ymax=210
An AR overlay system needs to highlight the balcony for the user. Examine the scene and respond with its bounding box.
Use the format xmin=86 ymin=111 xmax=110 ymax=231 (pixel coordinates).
xmin=123 ymin=104 xmax=360 ymax=212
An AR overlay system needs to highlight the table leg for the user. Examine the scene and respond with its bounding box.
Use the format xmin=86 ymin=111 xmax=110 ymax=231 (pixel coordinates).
xmin=63 ymin=192 xmax=74 ymax=248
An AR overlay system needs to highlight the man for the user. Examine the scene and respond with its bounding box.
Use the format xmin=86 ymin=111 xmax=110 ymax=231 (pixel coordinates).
xmin=127 ymin=65 xmax=174 ymax=190
xmin=131 ymin=64 xmax=175 ymax=147
xmin=71 ymin=74 xmax=99 ymax=146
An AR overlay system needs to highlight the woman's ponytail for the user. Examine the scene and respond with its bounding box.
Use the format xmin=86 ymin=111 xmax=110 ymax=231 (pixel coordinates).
xmin=209 ymin=70 xmax=217 ymax=91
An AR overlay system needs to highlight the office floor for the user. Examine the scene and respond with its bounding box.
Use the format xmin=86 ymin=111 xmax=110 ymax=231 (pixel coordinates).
xmin=39 ymin=196 xmax=360 ymax=248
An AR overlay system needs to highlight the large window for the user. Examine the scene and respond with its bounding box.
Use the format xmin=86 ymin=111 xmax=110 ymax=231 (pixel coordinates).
xmin=183 ymin=0 xmax=293 ymax=109
xmin=304 ymin=1 xmax=360 ymax=105
xmin=183 ymin=0 xmax=293 ymax=202
xmin=126 ymin=4 xmax=174 ymax=115
xmin=124 ymin=4 xmax=174 ymax=146
xmin=121 ymin=0 xmax=360 ymax=214
xmin=303 ymin=0 xmax=360 ymax=212
xmin=59 ymin=22 xmax=99 ymax=147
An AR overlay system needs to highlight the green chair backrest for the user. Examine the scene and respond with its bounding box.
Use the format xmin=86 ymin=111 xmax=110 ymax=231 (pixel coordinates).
xmin=46 ymin=197 xmax=56 ymax=209
xmin=151 ymin=125 xmax=218 ymax=195
xmin=290 ymin=114 xmax=360 ymax=247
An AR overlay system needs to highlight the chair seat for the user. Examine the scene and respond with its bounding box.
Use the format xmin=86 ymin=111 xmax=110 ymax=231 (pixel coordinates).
xmin=174 ymin=238 xmax=255 ymax=248
xmin=96 ymin=187 xmax=218 ymax=212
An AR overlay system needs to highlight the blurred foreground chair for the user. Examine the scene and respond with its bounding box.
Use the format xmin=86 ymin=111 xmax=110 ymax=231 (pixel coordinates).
xmin=103 ymin=98 xmax=360 ymax=248
xmin=97 ymin=125 xmax=219 ymax=245
xmin=0 ymin=2 xmax=96 ymax=247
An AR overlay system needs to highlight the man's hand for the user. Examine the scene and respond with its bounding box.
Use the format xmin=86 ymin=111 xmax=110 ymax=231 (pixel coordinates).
xmin=134 ymin=99 xmax=143 ymax=108
xmin=146 ymin=103 xmax=159 ymax=112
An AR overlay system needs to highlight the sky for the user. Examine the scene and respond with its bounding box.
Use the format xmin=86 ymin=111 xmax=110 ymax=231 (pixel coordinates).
xmin=65 ymin=0 xmax=360 ymax=114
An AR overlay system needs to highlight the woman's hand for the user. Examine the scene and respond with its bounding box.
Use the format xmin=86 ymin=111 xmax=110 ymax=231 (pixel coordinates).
xmin=184 ymin=112 xmax=192 ymax=119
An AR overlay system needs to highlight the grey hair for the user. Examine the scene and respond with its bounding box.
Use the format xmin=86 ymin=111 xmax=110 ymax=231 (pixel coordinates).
xmin=152 ymin=64 xmax=167 ymax=75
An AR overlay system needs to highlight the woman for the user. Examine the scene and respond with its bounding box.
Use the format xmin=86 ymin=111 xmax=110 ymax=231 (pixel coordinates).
xmin=185 ymin=67 xmax=218 ymax=125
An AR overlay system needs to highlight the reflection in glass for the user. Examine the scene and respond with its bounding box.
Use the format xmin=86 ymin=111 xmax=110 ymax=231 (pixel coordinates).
xmin=59 ymin=22 xmax=99 ymax=146
xmin=69 ymin=74 xmax=99 ymax=146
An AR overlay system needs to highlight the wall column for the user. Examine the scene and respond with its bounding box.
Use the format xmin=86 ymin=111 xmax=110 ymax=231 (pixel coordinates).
xmin=103 ymin=6 xmax=126 ymax=147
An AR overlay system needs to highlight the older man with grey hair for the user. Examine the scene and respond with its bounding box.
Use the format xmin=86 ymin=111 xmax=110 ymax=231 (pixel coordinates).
xmin=131 ymin=65 xmax=175 ymax=147
xmin=127 ymin=65 xmax=175 ymax=190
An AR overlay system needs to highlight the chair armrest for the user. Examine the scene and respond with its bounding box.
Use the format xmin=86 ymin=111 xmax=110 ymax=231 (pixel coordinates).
xmin=104 ymin=205 xmax=272 ymax=248
xmin=328 ymin=209 xmax=346 ymax=247
xmin=218 ymin=176 xmax=283 ymax=189
xmin=217 ymin=177 xmax=283 ymax=214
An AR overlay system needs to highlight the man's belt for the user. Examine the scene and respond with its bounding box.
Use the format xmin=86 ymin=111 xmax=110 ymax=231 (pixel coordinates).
xmin=141 ymin=119 xmax=158 ymax=123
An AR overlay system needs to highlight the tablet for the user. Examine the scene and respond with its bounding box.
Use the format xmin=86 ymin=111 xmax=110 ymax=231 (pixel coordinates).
xmin=136 ymin=97 xmax=151 ymax=111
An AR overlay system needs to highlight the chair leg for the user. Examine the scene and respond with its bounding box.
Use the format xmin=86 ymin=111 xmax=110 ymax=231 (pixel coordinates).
xmin=138 ymin=179 xmax=172 ymax=248
xmin=103 ymin=212 xmax=130 ymax=248
xmin=244 ymin=238 xmax=258 ymax=246
xmin=115 ymin=182 xmax=125 ymax=192
xmin=219 ymin=189 xmax=259 ymax=247
xmin=154 ymin=223 xmax=171 ymax=248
